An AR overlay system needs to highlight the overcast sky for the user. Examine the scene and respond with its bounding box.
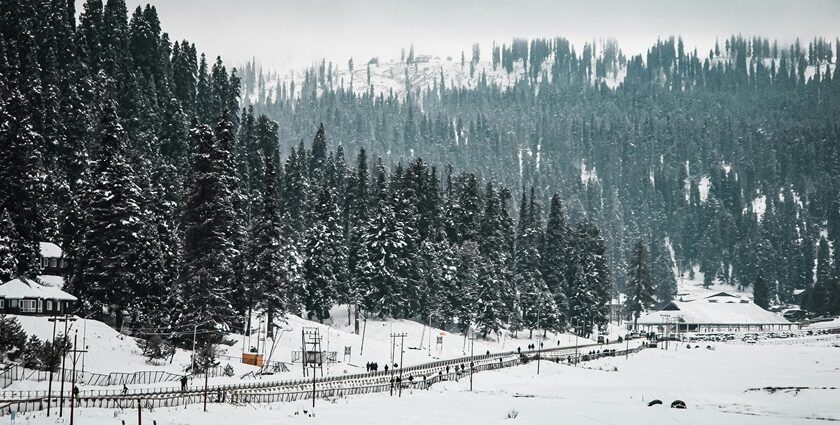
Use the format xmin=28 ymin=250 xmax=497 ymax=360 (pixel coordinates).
xmin=91 ymin=0 xmax=840 ymax=72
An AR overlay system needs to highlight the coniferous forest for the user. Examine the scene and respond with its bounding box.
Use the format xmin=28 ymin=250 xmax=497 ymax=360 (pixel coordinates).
xmin=1 ymin=0 xmax=839 ymax=346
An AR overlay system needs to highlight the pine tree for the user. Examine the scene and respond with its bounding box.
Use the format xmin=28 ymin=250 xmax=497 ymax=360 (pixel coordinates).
xmin=0 ymin=85 xmax=47 ymax=278
xmin=176 ymin=117 xmax=238 ymax=338
xmin=72 ymin=97 xmax=146 ymax=329
xmin=514 ymin=189 xmax=556 ymax=337
xmin=356 ymin=158 xmax=414 ymax=318
xmin=303 ymin=180 xmax=347 ymax=322
xmin=650 ymin=235 xmax=677 ymax=304
xmin=0 ymin=209 xmax=19 ymax=281
xmin=474 ymin=182 xmax=512 ymax=336
xmin=625 ymin=240 xmax=655 ymax=329
xmin=345 ymin=148 xmax=369 ymax=328
xmin=417 ymin=237 xmax=458 ymax=327
xmin=753 ymin=274 xmax=769 ymax=309
xmin=541 ymin=194 xmax=570 ymax=330
xmin=247 ymin=145 xmax=288 ymax=335
xmin=568 ymin=220 xmax=612 ymax=336
xmin=454 ymin=240 xmax=480 ymax=333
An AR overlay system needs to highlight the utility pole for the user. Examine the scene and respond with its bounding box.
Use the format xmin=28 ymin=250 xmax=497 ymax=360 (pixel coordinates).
xmin=57 ymin=314 xmax=76 ymax=417
xmin=203 ymin=355 xmax=209 ymax=412
xmin=468 ymin=330 xmax=475 ymax=391
xmin=390 ymin=332 xmax=407 ymax=397
xmin=302 ymin=328 xmax=323 ymax=410
xmin=574 ymin=319 xmax=579 ymax=366
xmin=81 ymin=315 xmax=89 ymax=375
xmin=625 ymin=332 xmax=630 ymax=359
xmin=67 ymin=331 xmax=87 ymax=425
xmin=536 ymin=295 xmax=544 ymax=375
xmin=46 ymin=314 xmax=58 ymax=417
xmin=191 ymin=323 xmax=198 ymax=373
xmin=359 ymin=314 xmax=367 ymax=356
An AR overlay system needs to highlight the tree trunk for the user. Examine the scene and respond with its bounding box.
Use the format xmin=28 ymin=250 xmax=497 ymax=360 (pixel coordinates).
xmin=267 ymin=308 xmax=274 ymax=339
xmin=115 ymin=307 xmax=124 ymax=331
xmin=246 ymin=302 xmax=253 ymax=336
xmin=354 ymin=304 xmax=360 ymax=334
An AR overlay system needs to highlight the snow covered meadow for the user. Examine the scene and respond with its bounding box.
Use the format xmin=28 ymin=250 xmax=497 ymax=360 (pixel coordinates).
xmin=13 ymin=333 xmax=839 ymax=425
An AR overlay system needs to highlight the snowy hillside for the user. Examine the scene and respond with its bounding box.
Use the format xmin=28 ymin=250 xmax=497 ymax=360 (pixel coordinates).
xmin=5 ymin=307 xmax=600 ymax=392
xmin=236 ymin=305 xmax=599 ymax=375
xmin=244 ymin=48 xmax=830 ymax=105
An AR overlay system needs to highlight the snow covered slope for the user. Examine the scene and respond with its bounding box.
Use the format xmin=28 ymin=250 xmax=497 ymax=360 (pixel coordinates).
xmin=17 ymin=334 xmax=840 ymax=424
xmin=226 ymin=304 xmax=598 ymax=376
xmin=7 ymin=306 xmax=598 ymax=391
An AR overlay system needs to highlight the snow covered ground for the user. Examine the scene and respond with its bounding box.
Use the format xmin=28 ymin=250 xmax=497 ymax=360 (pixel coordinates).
xmin=239 ymin=304 xmax=600 ymax=373
xmin=14 ymin=334 xmax=840 ymax=424
xmin=5 ymin=307 xmax=600 ymax=392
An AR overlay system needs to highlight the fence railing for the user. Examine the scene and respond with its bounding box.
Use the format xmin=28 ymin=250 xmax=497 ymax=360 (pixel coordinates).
xmin=0 ymin=340 xmax=645 ymax=416
xmin=0 ymin=365 xmax=23 ymax=389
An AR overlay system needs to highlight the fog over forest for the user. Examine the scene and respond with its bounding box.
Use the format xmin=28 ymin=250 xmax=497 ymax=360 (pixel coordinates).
xmin=81 ymin=0 xmax=840 ymax=69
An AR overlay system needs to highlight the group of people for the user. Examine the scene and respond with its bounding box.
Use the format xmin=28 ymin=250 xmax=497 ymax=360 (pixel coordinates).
xmin=365 ymin=362 xmax=400 ymax=372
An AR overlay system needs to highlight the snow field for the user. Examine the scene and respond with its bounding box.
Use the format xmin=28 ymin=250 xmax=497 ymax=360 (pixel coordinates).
xmin=14 ymin=335 xmax=840 ymax=424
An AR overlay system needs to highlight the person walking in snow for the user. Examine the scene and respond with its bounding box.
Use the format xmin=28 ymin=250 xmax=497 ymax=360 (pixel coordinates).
xmin=180 ymin=375 xmax=188 ymax=391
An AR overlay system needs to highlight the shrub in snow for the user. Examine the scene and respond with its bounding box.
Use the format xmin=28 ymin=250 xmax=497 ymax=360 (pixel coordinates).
xmin=0 ymin=315 xmax=26 ymax=361
xmin=506 ymin=409 xmax=519 ymax=419
xmin=223 ymin=363 xmax=235 ymax=377
xmin=21 ymin=334 xmax=67 ymax=371
xmin=192 ymin=341 xmax=220 ymax=373
xmin=137 ymin=335 xmax=176 ymax=363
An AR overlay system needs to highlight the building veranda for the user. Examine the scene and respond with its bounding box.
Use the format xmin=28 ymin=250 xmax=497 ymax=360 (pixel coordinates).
xmin=636 ymin=292 xmax=796 ymax=334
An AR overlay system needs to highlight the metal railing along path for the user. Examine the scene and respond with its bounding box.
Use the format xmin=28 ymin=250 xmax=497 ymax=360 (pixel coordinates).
xmin=0 ymin=339 xmax=644 ymax=416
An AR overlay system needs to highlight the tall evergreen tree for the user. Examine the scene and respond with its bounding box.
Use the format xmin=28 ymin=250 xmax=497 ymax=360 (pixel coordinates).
xmin=541 ymin=194 xmax=571 ymax=330
xmin=0 ymin=209 xmax=19 ymax=281
xmin=302 ymin=179 xmax=347 ymax=322
xmin=72 ymin=97 xmax=147 ymax=329
xmin=753 ymin=274 xmax=770 ymax=309
xmin=474 ymin=182 xmax=513 ymax=336
xmin=176 ymin=116 xmax=238 ymax=337
xmin=650 ymin=235 xmax=677 ymax=304
xmin=247 ymin=145 xmax=288 ymax=335
xmin=514 ymin=189 xmax=556 ymax=337
xmin=625 ymin=240 xmax=655 ymax=329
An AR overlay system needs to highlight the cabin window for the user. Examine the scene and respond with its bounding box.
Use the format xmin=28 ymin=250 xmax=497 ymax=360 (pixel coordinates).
xmin=50 ymin=258 xmax=58 ymax=268
xmin=46 ymin=300 xmax=53 ymax=311
xmin=0 ymin=299 xmax=4 ymax=309
xmin=41 ymin=258 xmax=48 ymax=268
xmin=10 ymin=299 xmax=18 ymax=308
xmin=20 ymin=299 xmax=37 ymax=313
xmin=37 ymin=299 xmax=42 ymax=312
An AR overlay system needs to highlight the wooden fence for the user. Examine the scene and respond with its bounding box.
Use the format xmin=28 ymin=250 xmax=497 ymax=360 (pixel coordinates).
xmin=0 ymin=342 xmax=645 ymax=417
